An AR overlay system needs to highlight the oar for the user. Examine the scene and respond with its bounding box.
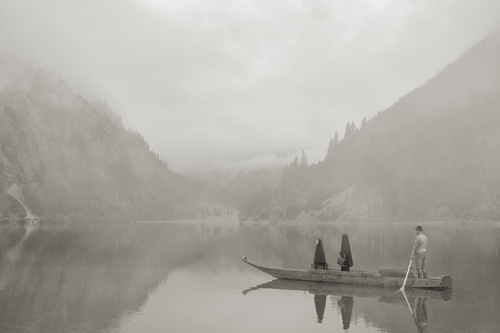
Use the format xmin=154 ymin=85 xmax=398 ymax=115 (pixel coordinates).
xmin=398 ymin=252 xmax=414 ymax=292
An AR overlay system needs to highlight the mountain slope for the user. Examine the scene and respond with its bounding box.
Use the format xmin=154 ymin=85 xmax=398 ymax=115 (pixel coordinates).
xmin=0 ymin=61 xmax=200 ymax=221
xmin=239 ymin=30 xmax=500 ymax=223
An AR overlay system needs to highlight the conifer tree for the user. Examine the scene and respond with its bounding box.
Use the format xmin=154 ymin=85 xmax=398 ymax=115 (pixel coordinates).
xmin=300 ymin=151 xmax=308 ymax=168
xmin=345 ymin=122 xmax=352 ymax=139
xmin=327 ymin=138 xmax=334 ymax=155
xmin=351 ymin=121 xmax=357 ymax=131
xmin=326 ymin=132 xmax=340 ymax=162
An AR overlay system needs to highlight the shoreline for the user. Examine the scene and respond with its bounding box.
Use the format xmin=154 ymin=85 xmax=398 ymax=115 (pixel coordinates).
xmin=241 ymin=218 xmax=500 ymax=227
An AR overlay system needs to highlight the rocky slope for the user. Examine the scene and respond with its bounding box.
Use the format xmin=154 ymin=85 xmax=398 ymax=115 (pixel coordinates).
xmin=0 ymin=61 xmax=200 ymax=221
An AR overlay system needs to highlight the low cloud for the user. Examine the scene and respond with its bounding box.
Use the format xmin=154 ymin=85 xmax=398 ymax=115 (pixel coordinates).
xmin=1 ymin=0 xmax=499 ymax=171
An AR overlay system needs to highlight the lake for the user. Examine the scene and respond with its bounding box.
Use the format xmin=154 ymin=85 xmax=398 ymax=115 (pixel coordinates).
xmin=0 ymin=220 xmax=498 ymax=332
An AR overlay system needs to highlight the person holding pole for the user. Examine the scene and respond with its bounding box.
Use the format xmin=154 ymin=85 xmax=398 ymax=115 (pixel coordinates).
xmin=412 ymin=226 xmax=427 ymax=279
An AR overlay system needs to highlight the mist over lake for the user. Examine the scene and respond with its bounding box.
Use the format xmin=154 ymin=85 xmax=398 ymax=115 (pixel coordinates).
xmin=1 ymin=1 xmax=500 ymax=332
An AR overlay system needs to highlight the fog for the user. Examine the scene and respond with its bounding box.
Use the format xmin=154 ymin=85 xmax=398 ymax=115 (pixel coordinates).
xmin=0 ymin=0 xmax=499 ymax=171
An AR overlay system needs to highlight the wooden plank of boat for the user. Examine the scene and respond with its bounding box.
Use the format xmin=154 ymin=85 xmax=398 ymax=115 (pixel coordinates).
xmin=242 ymin=256 xmax=452 ymax=290
xmin=242 ymin=278 xmax=452 ymax=301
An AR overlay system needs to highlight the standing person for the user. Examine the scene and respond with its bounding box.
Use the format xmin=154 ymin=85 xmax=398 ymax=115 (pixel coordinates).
xmin=313 ymin=239 xmax=327 ymax=269
xmin=413 ymin=226 xmax=427 ymax=279
xmin=339 ymin=234 xmax=353 ymax=272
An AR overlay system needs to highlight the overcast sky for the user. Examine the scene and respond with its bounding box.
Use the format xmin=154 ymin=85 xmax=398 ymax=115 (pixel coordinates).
xmin=1 ymin=0 xmax=499 ymax=172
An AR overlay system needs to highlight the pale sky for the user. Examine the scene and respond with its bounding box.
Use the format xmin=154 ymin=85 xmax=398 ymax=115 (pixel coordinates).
xmin=1 ymin=0 xmax=499 ymax=172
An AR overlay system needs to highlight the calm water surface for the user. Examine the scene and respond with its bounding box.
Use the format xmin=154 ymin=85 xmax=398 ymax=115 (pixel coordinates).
xmin=0 ymin=220 xmax=499 ymax=332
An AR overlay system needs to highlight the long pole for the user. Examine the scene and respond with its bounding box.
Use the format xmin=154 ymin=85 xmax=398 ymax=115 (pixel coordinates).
xmin=398 ymin=252 xmax=414 ymax=292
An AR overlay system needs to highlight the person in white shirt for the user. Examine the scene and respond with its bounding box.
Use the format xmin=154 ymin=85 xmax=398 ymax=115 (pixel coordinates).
xmin=412 ymin=226 xmax=427 ymax=279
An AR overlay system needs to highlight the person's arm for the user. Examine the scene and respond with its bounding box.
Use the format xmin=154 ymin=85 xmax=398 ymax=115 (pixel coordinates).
xmin=412 ymin=236 xmax=420 ymax=256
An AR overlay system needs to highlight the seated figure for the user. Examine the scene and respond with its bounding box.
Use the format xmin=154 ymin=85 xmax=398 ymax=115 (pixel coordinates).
xmin=313 ymin=239 xmax=328 ymax=269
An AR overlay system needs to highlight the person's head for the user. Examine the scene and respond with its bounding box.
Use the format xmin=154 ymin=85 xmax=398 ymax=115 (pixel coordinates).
xmin=415 ymin=226 xmax=423 ymax=234
xmin=341 ymin=234 xmax=350 ymax=251
xmin=316 ymin=239 xmax=321 ymax=245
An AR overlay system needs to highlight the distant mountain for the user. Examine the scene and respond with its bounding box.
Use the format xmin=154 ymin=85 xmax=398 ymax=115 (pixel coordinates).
xmin=0 ymin=61 xmax=202 ymax=221
xmin=239 ymin=30 xmax=500 ymax=223
xmin=187 ymin=167 xmax=282 ymax=208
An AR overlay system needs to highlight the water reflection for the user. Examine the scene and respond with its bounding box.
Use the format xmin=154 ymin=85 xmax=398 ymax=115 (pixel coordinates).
xmin=242 ymin=279 xmax=452 ymax=301
xmin=0 ymin=221 xmax=235 ymax=333
xmin=313 ymin=294 xmax=354 ymax=328
xmin=338 ymin=296 xmax=354 ymax=329
xmin=242 ymin=279 xmax=451 ymax=331
xmin=0 ymin=221 xmax=498 ymax=333
xmin=414 ymin=297 xmax=429 ymax=333
xmin=314 ymin=294 xmax=326 ymax=323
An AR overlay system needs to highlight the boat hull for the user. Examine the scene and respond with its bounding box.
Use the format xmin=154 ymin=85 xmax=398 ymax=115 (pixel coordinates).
xmin=242 ymin=256 xmax=452 ymax=290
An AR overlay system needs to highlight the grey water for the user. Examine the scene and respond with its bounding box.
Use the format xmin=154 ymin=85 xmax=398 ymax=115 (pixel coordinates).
xmin=0 ymin=220 xmax=498 ymax=333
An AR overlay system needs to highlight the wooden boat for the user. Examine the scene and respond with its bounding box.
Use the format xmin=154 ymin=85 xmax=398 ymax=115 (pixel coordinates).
xmin=242 ymin=278 xmax=452 ymax=301
xmin=242 ymin=256 xmax=452 ymax=289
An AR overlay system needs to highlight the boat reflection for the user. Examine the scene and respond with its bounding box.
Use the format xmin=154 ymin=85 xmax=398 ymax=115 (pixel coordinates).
xmin=242 ymin=279 xmax=451 ymax=330
xmin=242 ymin=279 xmax=452 ymax=300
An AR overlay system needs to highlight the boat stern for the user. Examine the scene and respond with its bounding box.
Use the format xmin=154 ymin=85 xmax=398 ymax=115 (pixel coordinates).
xmin=440 ymin=275 xmax=452 ymax=288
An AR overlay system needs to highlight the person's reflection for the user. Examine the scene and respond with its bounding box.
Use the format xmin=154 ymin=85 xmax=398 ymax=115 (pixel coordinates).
xmin=414 ymin=297 xmax=429 ymax=333
xmin=338 ymin=296 xmax=354 ymax=330
xmin=314 ymin=294 xmax=326 ymax=323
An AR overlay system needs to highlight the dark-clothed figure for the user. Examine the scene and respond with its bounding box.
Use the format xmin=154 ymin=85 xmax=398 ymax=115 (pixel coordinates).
xmin=313 ymin=239 xmax=327 ymax=269
xmin=340 ymin=234 xmax=353 ymax=272
xmin=314 ymin=294 xmax=326 ymax=323
xmin=338 ymin=296 xmax=354 ymax=330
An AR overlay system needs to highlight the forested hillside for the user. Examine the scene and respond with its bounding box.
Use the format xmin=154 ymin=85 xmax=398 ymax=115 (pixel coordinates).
xmin=0 ymin=61 xmax=203 ymax=221
xmin=239 ymin=30 xmax=500 ymax=223
xmin=188 ymin=167 xmax=282 ymax=209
